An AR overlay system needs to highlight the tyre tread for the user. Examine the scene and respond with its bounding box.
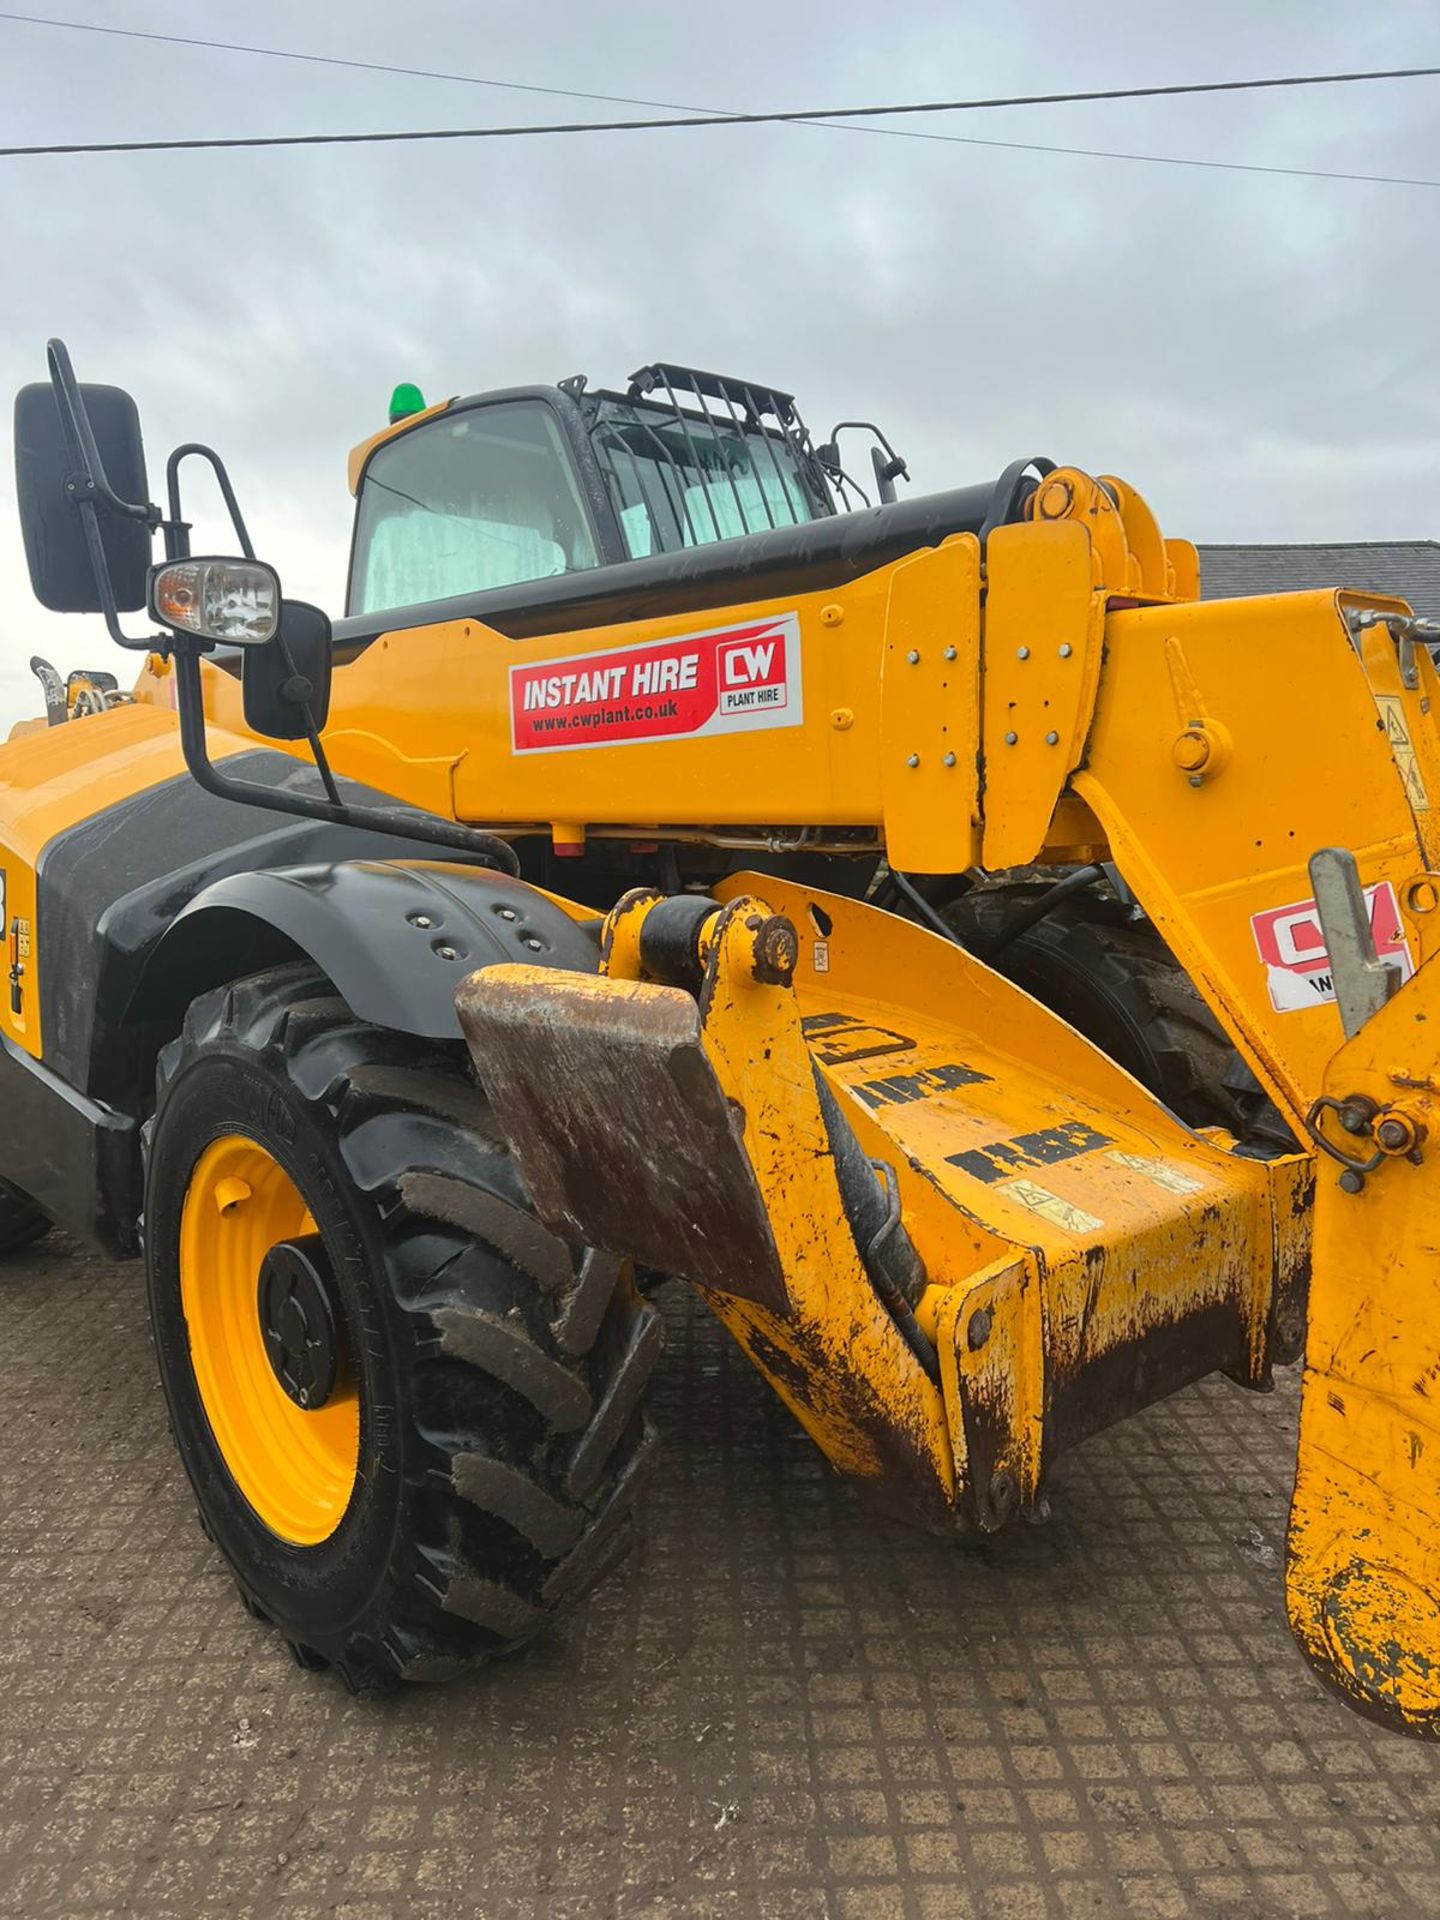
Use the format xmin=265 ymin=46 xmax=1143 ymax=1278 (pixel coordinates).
xmin=947 ymin=887 xmax=1293 ymax=1148
xmin=146 ymin=960 xmax=659 ymax=1686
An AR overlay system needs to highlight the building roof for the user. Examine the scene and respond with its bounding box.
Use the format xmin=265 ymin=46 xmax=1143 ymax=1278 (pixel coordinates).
xmin=1197 ymin=541 xmax=1440 ymax=621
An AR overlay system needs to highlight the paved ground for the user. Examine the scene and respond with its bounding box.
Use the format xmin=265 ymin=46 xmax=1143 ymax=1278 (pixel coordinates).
xmin=1 ymin=1234 xmax=1438 ymax=1920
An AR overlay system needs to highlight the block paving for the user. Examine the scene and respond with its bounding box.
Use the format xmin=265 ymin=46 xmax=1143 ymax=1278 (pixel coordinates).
xmin=2 ymin=1232 xmax=1438 ymax=1918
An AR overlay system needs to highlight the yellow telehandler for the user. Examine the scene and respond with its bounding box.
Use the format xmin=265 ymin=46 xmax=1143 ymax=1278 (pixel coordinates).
xmin=6 ymin=342 xmax=1437 ymax=1730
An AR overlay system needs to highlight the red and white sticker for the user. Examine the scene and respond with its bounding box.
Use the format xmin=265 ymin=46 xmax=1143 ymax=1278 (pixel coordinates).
xmin=510 ymin=613 xmax=802 ymax=754
xmin=1251 ymin=880 xmax=1412 ymax=1013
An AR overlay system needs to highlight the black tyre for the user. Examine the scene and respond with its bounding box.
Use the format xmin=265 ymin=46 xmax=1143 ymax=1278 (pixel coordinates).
xmin=0 ymin=1178 xmax=50 ymax=1254
xmin=948 ymin=888 xmax=1294 ymax=1151
xmin=142 ymin=962 xmax=661 ymax=1689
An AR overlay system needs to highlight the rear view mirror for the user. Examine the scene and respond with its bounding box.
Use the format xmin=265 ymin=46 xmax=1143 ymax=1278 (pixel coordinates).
xmin=14 ymin=381 xmax=151 ymax=612
xmin=242 ymin=600 xmax=333 ymax=739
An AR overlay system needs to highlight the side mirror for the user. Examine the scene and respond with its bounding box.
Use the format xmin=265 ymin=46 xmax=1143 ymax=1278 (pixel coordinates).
xmin=242 ymin=600 xmax=333 ymax=739
xmin=14 ymin=381 xmax=152 ymax=612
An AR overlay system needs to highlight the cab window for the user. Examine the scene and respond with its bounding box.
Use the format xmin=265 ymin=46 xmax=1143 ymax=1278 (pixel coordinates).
xmin=350 ymin=402 xmax=600 ymax=616
xmin=590 ymin=396 xmax=829 ymax=560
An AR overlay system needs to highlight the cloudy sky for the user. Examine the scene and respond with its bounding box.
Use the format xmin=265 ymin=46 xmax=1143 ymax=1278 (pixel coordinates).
xmin=0 ymin=1 xmax=1436 ymax=727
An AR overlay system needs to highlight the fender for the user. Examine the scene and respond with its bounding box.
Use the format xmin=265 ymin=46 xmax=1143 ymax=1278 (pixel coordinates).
xmin=8 ymin=751 xmax=557 ymax=1256
xmin=140 ymin=860 xmax=602 ymax=1044
xmin=36 ymin=749 xmax=491 ymax=1103
xmin=9 ymin=834 xmax=597 ymax=1256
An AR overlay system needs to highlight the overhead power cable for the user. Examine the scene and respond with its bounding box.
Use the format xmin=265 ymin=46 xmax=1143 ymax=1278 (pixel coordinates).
xmin=0 ymin=32 xmax=1436 ymax=178
xmin=0 ymin=9 xmax=721 ymax=116
xmin=7 ymin=12 xmax=1440 ymax=191
xmin=919 ymin=134 xmax=1440 ymax=190
xmin=3 ymin=14 xmax=1437 ymax=131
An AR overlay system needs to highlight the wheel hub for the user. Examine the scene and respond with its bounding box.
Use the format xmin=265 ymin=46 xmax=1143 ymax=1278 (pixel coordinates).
xmin=257 ymin=1235 xmax=342 ymax=1410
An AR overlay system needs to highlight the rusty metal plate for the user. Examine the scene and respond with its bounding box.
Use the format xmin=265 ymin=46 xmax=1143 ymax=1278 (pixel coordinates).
xmin=456 ymin=964 xmax=788 ymax=1311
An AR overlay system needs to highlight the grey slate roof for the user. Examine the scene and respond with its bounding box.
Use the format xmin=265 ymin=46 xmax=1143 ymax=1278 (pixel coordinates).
xmin=1197 ymin=541 xmax=1440 ymax=621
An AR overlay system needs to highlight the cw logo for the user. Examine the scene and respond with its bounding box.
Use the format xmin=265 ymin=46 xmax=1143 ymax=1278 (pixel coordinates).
xmin=720 ymin=636 xmax=781 ymax=686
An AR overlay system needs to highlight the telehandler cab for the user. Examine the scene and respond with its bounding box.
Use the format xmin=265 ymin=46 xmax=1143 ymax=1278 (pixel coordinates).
xmin=6 ymin=340 xmax=1439 ymax=1730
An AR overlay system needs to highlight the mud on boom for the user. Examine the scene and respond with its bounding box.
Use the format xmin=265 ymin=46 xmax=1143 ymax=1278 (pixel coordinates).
xmin=6 ymin=341 xmax=1439 ymax=1726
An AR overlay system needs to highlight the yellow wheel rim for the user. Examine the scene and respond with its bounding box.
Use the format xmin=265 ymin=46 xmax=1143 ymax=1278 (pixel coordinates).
xmin=179 ymin=1133 xmax=360 ymax=1546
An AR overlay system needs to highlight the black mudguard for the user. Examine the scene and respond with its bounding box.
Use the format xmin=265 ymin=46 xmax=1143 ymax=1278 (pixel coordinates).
xmin=146 ymin=861 xmax=600 ymax=1042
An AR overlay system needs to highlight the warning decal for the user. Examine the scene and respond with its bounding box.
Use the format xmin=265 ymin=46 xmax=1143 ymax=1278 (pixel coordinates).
xmin=1251 ymin=879 xmax=1413 ymax=1014
xmin=1107 ymin=1150 xmax=1206 ymax=1197
xmin=510 ymin=613 xmax=802 ymax=754
xmin=1375 ymin=694 xmax=1431 ymax=813
xmin=1000 ymin=1179 xmax=1103 ymax=1236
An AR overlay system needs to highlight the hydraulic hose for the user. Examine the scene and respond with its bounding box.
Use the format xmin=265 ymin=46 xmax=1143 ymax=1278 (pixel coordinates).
xmin=813 ymin=1069 xmax=940 ymax=1383
xmin=975 ymin=865 xmax=1105 ymax=961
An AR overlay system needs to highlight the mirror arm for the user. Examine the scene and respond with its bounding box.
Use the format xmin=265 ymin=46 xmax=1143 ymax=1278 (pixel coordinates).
xmin=46 ymin=337 xmax=164 ymax=649
xmin=74 ymin=495 xmax=162 ymax=652
xmin=165 ymin=445 xmax=255 ymax=560
xmin=830 ymin=419 xmax=908 ymax=472
xmin=271 ymin=626 xmax=342 ymax=806
xmin=172 ymin=646 xmax=520 ymax=875
xmin=46 ymin=339 xmax=157 ymax=527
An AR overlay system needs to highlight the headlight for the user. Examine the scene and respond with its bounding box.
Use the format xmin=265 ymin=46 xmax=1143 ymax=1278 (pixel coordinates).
xmin=148 ymin=557 xmax=280 ymax=646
